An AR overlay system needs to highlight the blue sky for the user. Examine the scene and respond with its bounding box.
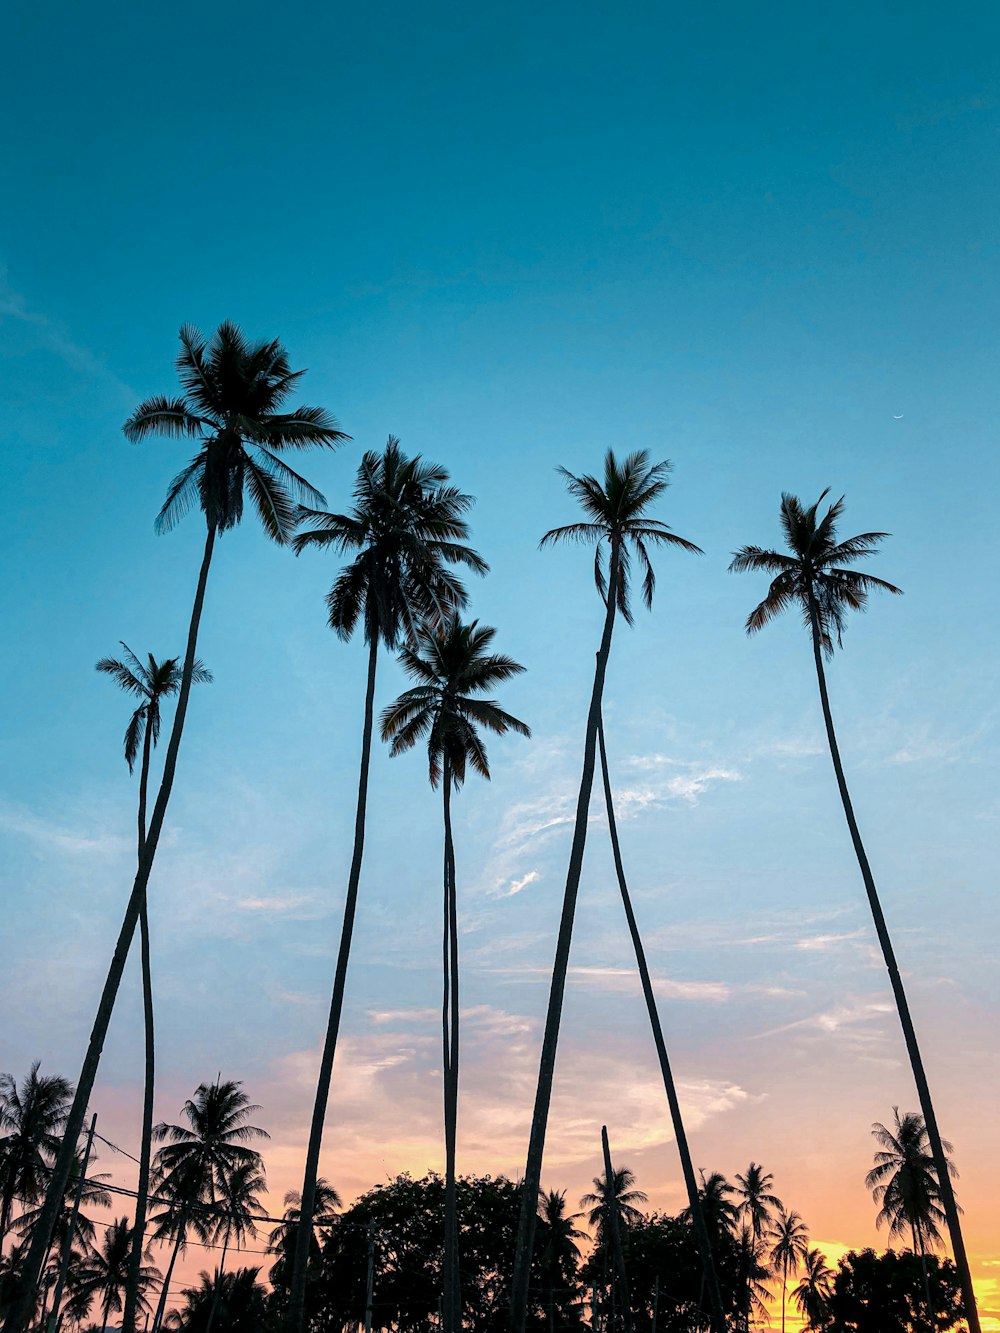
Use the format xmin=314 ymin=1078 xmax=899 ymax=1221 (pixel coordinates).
xmin=3 ymin=0 xmax=999 ymax=1321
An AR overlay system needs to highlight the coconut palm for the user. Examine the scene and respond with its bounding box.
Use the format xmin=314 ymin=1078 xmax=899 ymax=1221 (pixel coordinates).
xmin=730 ymin=489 xmax=979 ymax=1333
xmin=509 ymin=450 xmax=702 ymax=1333
xmin=792 ymin=1249 xmax=834 ymax=1332
xmin=96 ymin=645 xmax=211 ymax=1333
xmin=75 ymin=1216 xmax=160 ymax=1332
xmin=581 ymin=1165 xmax=647 ymax=1247
xmin=166 ymin=1267 xmax=268 ymax=1333
xmin=536 ymin=1190 xmax=585 ymax=1333
xmin=287 ymin=437 xmax=486 ymax=1333
xmin=381 ymin=614 xmax=529 ymax=1333
xmin=266 ymin=1180 xmax=341 ymax=1292
xmin=10 ymin=325 xmax=345 ymax=1332
xmin=597 ymin=709 xmax=726 ymax=1327
xmin=732 ymin=1165 xmax=781 ymax=1332
xmin=147 ymin=1171 xmax=212 ymax=1333
xmin=149 ymin=1080 xmax=268 ymax=1333
xmin=769 ymin=1210 xmax=809 ymax=1333
xmin=682 ymin=1173 xmax=738 ymax=1247
xmin=26 ymin=1149 xmax=112 ymax=1333
xmin=0 ymin=1064 xmax=73 ymax=1253
xmin=203 ymin=1160 xmax=266 ymax=1333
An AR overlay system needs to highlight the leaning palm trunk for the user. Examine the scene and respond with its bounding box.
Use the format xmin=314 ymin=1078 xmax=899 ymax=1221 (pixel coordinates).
xmin=442 ymin=761 xmax=461 ymax=1333
xmin=288 ymin=636 xmax=380 ymax=1333
xmin=5 ymin=526 xmax=217 ymax=1333
xmin=597 ymin=716 xmax=727 ymax=1333
xmin=601 ymin=1127 xmax=632 ymax=1333
xmin=509 ymin=541 xmax=621 ymax=1333
xmin=807 ymin=591 xmax=980 ymax=1333
xmin=122 ymin=726 xmax=156 ymax=1333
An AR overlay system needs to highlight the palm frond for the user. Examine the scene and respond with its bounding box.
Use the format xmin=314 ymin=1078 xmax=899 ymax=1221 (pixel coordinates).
xmin=123 ymin=396 xmax=208 ymax=443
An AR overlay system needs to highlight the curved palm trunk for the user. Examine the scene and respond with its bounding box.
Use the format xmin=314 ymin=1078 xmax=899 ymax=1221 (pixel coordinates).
xmin=597 ymin=716 xmax=727 ymax=1333
xmin=203 ymin=1227 xmax=230 ymax=1333
xmin=509 ymin=541 xmax=621 ymax=1333
xmin=806 ymin=593 xmax=981 ymax=1333
xmin=287 ymin=635 xmax=380 ymax=1333
xmin=6 ymin=526 xmax=217 ymax=1333
xmin=151 ymin=1225 xmax=185 ymax=1333
xmin=601 ymin=1127 xmax=631 ymax=1333
xmin=123 ymin=725 xmax=156 ymax=1333
xmin=442 ymin=764 xmax=461 ymax=1333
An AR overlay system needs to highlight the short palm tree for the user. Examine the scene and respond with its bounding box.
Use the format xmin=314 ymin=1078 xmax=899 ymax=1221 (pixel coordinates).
xmin=597 ymin=708 xmax=726 ymax=1328
xmin=581 ymin=1165 xmax=647 ymax=1248
xmin=536 ymin=1190 xmax=585 ymax=1333
xmin=0 ymin=1064 xmax=72 ymax=1252
xmin=287 ymin=437 xmax=486 ymax=1333
xmin=792 ymin=1249 xmax=834 ymax=1332
xmin=76 ymin=1216 xmax=160 ymax=1332
xmin=381 ymin=614 xmax=529 ymax=1333
xmin=509 ymin=450 xmax=702 ymax=1333
xmin=149 ymin=1079 xmax=268 ymax=1333
xmin=730 ymin=490 xmax=979 ymax=1333
xmin=203 ymin=1160 xmax=266 ymax=1333
xmin=12 ymin=324 xmax=345 ymax=1331
xmin=769 ymin=1210 xmax=809 ymax=1333
xmin=266 ymin=1180 xmax=341 ymax=1292
xmin=29 ymin=1149 xmax=112 ymax=1332
xmin=166 ymin=1267 xmax=268 ymax=1333
xmin=97 ymin=645 xmax=211 ymax=1333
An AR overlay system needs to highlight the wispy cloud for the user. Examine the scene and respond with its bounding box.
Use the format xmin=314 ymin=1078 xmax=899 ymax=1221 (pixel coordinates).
xmin=235 ymin=893 xmax=320 ymax=915
xmin=0 ymin=801 xmax=129 ymax=857
xmin=496 ymin=870 xmax=540 ymax=899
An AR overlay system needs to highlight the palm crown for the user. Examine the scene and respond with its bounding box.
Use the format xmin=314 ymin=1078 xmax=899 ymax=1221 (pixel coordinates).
xmin=729 ymin=489 xmax=902 ymax=655
xmin=540 ymin=449 xmax=702 ymax=623
xmin=380 ymin=616 xmax=530 ymax=787
xmin=294 ymin=436 xmax=488 ymax=648
xmin=580 ymin=1166 xmax=648 ymax=1244
xmin=96 ymin=643 xmax=212 ymax=771
xmin=734 ymin=1162 xmax=784 ymax=1244
xmin=866 ymin=1108 xmax=956 ymax=1248
xmin=0 ymin=1064 xmax=73 ymax=1226
xmin=122 ymin=321 xmax=348 ymax=541
xmin=770 ymin=1209 xmax=810 ymax=1275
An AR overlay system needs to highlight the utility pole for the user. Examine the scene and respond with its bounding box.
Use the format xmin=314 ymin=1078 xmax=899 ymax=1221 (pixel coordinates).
xmin=365 ymin=1219 xmax=375 ymax=1333
xmin=49 ymin=1113 xmax=97 ymax=1333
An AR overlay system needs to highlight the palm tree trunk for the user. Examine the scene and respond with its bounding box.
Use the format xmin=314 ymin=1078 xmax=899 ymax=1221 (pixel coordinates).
xmin=287 ymin=634 xmax=380 ymax=1333
xmin=442 ymin=761 xmax=461 ymax=1333
xmin=151 ymin=1226 xmax=185 ymax=1333
xmin=780 ymin=1267 xmax=786 ymax=1333
xmin=204 ymin=1227 xmax=230 ymax=1333
xmin=597 ymin=715 xmax=727 ymax=1333
xmin=601 ymin=1127 xmax=631 ymax=1333
xmin=50 ymin=1113 xmax=98 ymax=1332
xmin=914 ymin=1220 xmax=932 ymax=1333
xmin=6 ymin=526 xmax=217 ymax=1333
xmin=806 ymin=591 xmax=981 ymax=1333
xmin=508 ymin=540 xmax=622 ymax=1333
xmin=123 ymin=725 xmax=156 ymax=1333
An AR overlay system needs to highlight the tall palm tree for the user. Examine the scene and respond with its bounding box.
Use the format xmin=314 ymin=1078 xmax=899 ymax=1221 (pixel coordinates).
xmin=76 ymin=1217 xmax=160 ymax=1332
xmin=8 ymin=324 xmax=345 ymax=1333
xmin=509 ymin=450 xmax=701 ymax=1333
xmin=96 ymin=645 xmax=211 ymax=1333
xmin=150 ymin=1079 xmax=268 ymax=1333
xmin=536 ymin=1191 xmax=585 ymax=1333
xmin=147 ymin=1172 xmax=212 ymax=1333
xmin=792 ymin=1249 xmax=834 ymax=1332
xmin=381 ymin=615 xmax=529 ymax=1333
xmin=597 ymin=710 xmax=726 ymax=1328
xmin=266 ymin=1180 xmax=341 ymax=1293
xmin=0 ymin=1065 xmax=73 ymax=1253
xmin=769 ymin=1210 xmax=809 ymax=1333
xmin=287 ymin=437 xmax=486 ymax=1333
xmin=733 ymin=1163 xmax=782 ymax=1332
xmin=730 ymin=490 xmax=979 ymax=1333
xmin=203 ymin=1160 xmax=266 ymax=1333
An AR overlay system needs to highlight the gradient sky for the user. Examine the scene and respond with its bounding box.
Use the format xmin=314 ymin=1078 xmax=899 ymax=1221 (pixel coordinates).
xmin=3 ymin=2 xmax=999 ymax=1328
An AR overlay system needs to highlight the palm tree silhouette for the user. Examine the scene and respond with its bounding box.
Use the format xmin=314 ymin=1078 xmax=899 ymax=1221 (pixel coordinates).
xmin=266 ymin=1180 xmax=341 ymax=1293
xmin=10 ymin=324 xmax=345 ymax=1332
xmin=732 ymin=1164 xmax=781 ymax=1330
xmin=203 ymin=1160 xmax=266 ymax=1333
xmin=730 ymin=489 xmax=979 ymax=1333
xmin=287 ymin=437 xmax=486 ymax=1333
xmin=509 ymin=450 xmax=701 ymax=1333
xmin=0 ymin=1064 xmax=72 ymax=1253
xmin=581 ymin=1166 xmax=647 ymax=1249
xmin=536 ymin=1190 xmax=585 ymax=1333
xmin=769 ymin=1209 xmax=809 ymax=1333
xmin=381 ymin=614 xmax=529 ymax=1333
xmin=76 ymin=1217 xmax=160 ymax=1332
xmin=792 ymin=1248 xmax=834 ymax=1332
xmin=165 ymin=1267 xmax=268 ymax=1333
xmin=597 ymin=708 xmax=726 ymax=1328
xmin=149 ymin=1079 xmax=268 ymax=1333
xmin=96 ymin=645 xmax=211 ymax=1333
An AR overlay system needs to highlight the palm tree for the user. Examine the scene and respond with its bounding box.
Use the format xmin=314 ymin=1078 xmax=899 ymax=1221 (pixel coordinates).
xmin=287 ymin=437 xmax=486 ymax=1333
xmin=509 ymin=450 xmax=701 ymax=1333
xmin=769 ymin=1210 xmax=809 ymax=1333
xmin=733 ymin=1163 xmax=782 ymax=1331
xmin=96 ymin=645 xmax=211 ymax=1333
xmin=150 ymin=1079 xmax=268 ymax=1333
xmin=0 ymin=1064 xmax=73 ymax=1253
xmin=147 ymin=1172 xmax=212 ymax=1333
xmin=76 ymin=1217 xmax=160 ymax=1332
xmin=166 ymin=1267 xmax=268 ymax=1333
xmin=266 ymin=1180 xmax=341 ymax=1293
xmin=203 ymin=1160 xmax=266 ymax=1333
xmin=597 ymin=709 xmax=726 ymax=1327
xmin=792 ymin=1249 xmax=834 ymax=1332
xmin=581 ymin=1165 xmax=647 ymax=1248
xmin=730 ymin=489 xmax=979 ymax=1333
xmin=381 ymin=614 xmax=529 ymax=1333
xmin=682 ymin=1173 xmax=737 ymax=1248
xmin=536 ymin=1191 xmax=585 ymax=1333
xmin=9 ymin=324 xmax=345 ymax=1333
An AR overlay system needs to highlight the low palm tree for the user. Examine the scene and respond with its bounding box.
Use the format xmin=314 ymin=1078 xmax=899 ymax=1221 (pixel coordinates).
xmin=683 ymin=1172 xmax=737 ymax=1247
xmin=510 ymin=450 xmax=702 ymax=1333
xmin=166 ymin=1267 xmax=268 ymax=1333
xmin=97 ymin=645 xmax=211 ymax=1333
xmin=769 ymin=1210 xmax=809 ymax=1333
xmin=0 ymin=1064 xmax=73 ymax=1253
xmin=150 ymin=1080 xmax=268 ymax=1333
xmin=76 ymin=1217 xmax=160 ymax=1332
xmin=287 ymin=437 xmax=486 ymax=1333
xmin=147 ymin=1173 xmax=212 ymax=1333
xmin=536 ymin=1191 xmax=585 ymax=1333
xmin=792 ymin=1249 xmax=834 ymax=1332
xmin=581 ymin=1165 xmax=647 ymax=1248
xmin=11 ymin=324 xmax=345 ymax=1333
xmin=203 ymin=1160 xmax=266 ymax=1333
xmin=730 ymin=490 xmax=979 ymax=1333
xmin=266 ymin=1180 xmax=341 ymax=1294
xmin=382 ymin=614 xmax=529 ymax=1333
